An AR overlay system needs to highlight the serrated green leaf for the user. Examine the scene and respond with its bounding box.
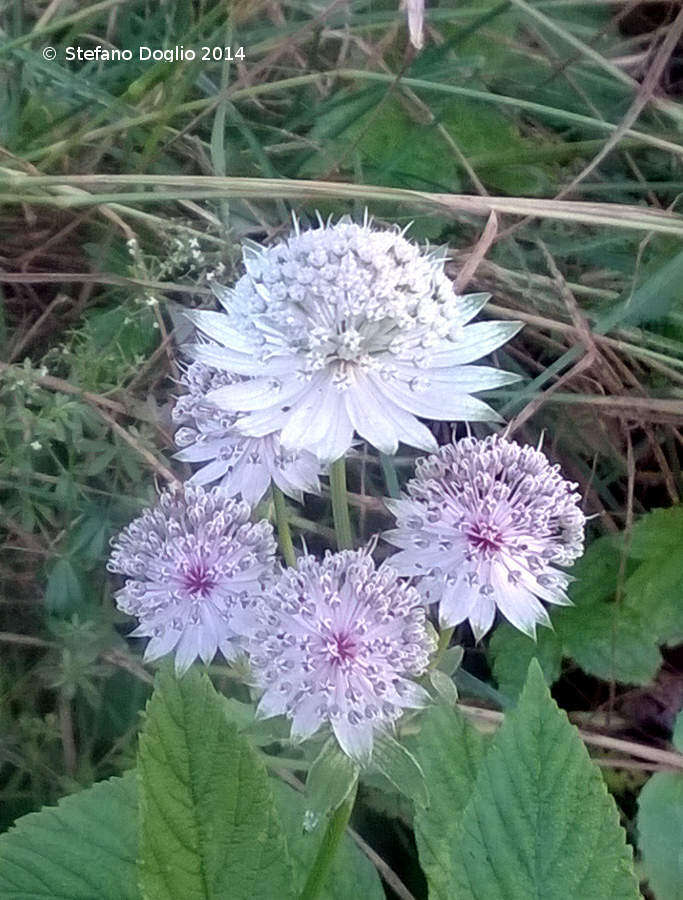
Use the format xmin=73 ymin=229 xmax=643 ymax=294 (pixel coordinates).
xmin=637 ymin=772 xmax=683 ymax=900
xmin=270 ymin=781 xmax=384 ymax=900
xmin=137 ymin=664 xmax=294 ymax=900
xmin=446 ymin=661 xmax=639 ymax=900
xmin=0 ymin=772 xmax=139 ymax=899
xmin=624 ymin=547 xmax=683 ymax=648
xmin=559 ymin=601 xmax=662 ymax=685
xmin=552 ymin=510 xmax=683 ymax=684
xmin=628 ymin=506 xmax=683 ymax=559
xmin=489 ymin=622 xmax=563 ymax=698
xmin=372 ymin=732 xmax=429 ymax=808
xmin=412 ymin=706 xmax=487 ymax=899
xmin=305 ymin=738 xmax=359 ymax=830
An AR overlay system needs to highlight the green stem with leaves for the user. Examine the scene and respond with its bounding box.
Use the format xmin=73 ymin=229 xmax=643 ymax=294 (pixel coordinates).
xmin=329 ymin=458 xmax=354 ymax=550
xmin=272 ymin=484 xmax=296 ymax=568
xmin=299 ymin=780 xmax=358 ymax=900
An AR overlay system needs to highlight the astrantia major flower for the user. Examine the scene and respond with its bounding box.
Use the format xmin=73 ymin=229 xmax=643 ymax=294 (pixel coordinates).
xmin=246 ymin=549 xmax=436 ymax=763
xmin=186 ymin=216 xmax=521 ymax=464
xmin=172 ymin=361 xmax=321 ymax=506
xmin=384 ymin=435 xmax=585 ymax=640
xmin=107 ymin=484 xmax=276 ymax=673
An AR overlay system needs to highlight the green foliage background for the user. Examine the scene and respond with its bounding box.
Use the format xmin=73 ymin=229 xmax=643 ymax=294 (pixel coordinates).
xmin=1 ymin=0 xmax=682 ymax=897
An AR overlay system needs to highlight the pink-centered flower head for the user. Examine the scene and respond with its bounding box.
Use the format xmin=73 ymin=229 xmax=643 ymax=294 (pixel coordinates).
xmin=246 ymin=549 xmax=436 ymax=763
xmin=172 ymin=361 xmax=321 ymax=506
xmin=185 ymin=215 xmax=521 ymax=464
xmin=384 ymin=435 xmax=585 ymax=640
xmin=107 ymin=484 xmax=276 ymax=673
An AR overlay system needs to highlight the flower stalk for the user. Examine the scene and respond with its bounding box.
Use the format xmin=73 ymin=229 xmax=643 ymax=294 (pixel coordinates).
xmin=329 ymin=458 xmax=354 ymax=550
xmin=272 ymin=483 xmax=296 ymax=567
xmin=299 ymin=779 xmax=358 ymax=900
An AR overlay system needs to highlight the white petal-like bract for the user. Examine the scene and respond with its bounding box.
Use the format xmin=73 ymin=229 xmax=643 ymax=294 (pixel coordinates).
xmin=172 ymin=361 xmax=321 ymax=506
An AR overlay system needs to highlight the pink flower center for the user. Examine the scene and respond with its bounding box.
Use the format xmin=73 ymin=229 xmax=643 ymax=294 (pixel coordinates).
xmin=329 ymin=631 xmax=357 ymax=664
xmin=465 ymin=522 xmax=503 ymax=554
xmin=182 ymin=563 xmax=216 ymax=598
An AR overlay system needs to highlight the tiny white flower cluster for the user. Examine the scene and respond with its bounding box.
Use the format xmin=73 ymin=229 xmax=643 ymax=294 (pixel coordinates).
xmin=107 ymin=215 xmax=585 ymax=763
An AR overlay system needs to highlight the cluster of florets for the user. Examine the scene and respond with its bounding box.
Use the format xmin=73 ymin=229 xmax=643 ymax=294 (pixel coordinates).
xmin=186 ymin=216 xmax=520 ymax=462
xmin=107 ymin=484 xmax=276 ymax=673
xmin=385 ymin=435 xmax=585 ymax=640
xmin=245 ymin=549 xmax=435 ymax=762
xmin=172 ymin=361 xmax=321 ymax=506
xmin=107 ymin=216 xmax=587 ymax=764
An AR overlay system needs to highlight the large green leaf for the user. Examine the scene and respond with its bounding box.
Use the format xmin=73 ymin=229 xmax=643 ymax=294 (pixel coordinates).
xmin=637 ymin=772 xmax=683 ymax=900
xmin=137 ymin=664 xmax=294 ymax=900
xmin=412 ymin=705 xmax=487 ymax=899
xmin=0 ymin=773 xmax=139 ymax=899
xmin=271 ymin=781 xmax=384 ymax=900
xmin=445 ymin=661 xmax=639 ymax=900
xmin=636 ymin=710 xmax=683 ymax=900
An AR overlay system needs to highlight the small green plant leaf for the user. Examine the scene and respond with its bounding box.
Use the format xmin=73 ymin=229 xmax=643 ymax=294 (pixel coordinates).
xmin=271 ymin=781 xmax=384 ymax=900
xmin=44 ymin=556 xmax=84 ymax=616
xmin=489 ymin=622 xmax=563 ymax=698
xmin=372 ymin=732 xmax=429 ymax=809
xmin=435 ymin=644 xmax=464 ymax=676
xmin=445 ymin=661 xmax=639 ymax=900
xmin=0 ymin=772 xmax=139 ymax=899
xmin=305 ymin=738 xmax=359 ymax=831
xmin=637 ymin=771 xmax=683 ymax=900
xmin=429 ymin=669 xmax=459 ymax=705
xmin=412 ymin=705 xmax=487 ymax=900
xmin=137 ymin=664 xmax=294 ymax=900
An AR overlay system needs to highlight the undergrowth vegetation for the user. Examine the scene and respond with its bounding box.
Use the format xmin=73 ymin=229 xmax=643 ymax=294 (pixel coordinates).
xmin=0 ymin=1 xmax=682 ymax=898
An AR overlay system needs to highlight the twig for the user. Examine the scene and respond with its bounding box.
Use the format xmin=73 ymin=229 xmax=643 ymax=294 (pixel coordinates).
xmin=453 ymin=211 xmax=498 ymax=294
xmin=94 ymin=405 xmax=179 ymax=485
xmin=555 ymin=4 xmax=683 ymax=200
xmin=458 ymin=704 xmax=683 ymax=770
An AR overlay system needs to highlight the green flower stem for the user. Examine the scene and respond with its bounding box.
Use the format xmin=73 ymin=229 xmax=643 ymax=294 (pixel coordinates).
xmin=272 ymin=484 xmax=296 ymax=568
xmin=299 ymin=780 xmax=358 ymax=900
xmin=329 ymin=458 xmax=354 ymax=550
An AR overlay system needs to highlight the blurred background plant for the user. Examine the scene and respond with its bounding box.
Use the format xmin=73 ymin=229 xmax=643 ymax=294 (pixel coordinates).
xmin=0 ymin=0 xmax=682 ymax=896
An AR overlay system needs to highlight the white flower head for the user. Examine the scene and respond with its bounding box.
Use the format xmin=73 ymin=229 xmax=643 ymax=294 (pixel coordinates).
xmin=107 ymin=484 xmax=277 ymax=673
xmin=172 ymin=361 xmax=322 ymax=506
xmin=384 ymin=435 xmax=585 ymax=640
xmin=246 ymin=548 xmax=436 ymax=763
xmin=185 ymin=215 xmax=521 ymax=464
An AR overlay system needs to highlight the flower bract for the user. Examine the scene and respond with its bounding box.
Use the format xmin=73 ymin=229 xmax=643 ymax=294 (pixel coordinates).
xmin=172 ymin=361 xmax=321 ymax=506
xmin=384 ymin=435 xmax=585 ymax=640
